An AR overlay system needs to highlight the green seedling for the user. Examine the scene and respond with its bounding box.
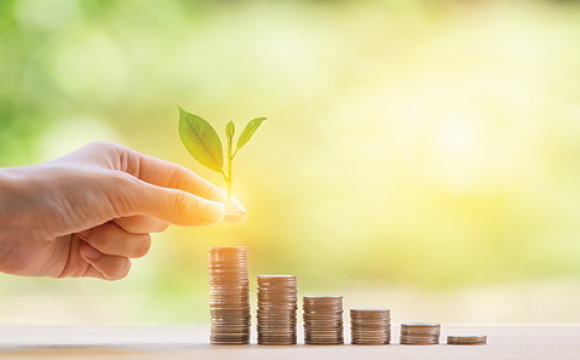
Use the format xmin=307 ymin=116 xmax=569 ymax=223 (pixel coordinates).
xmin=178 ymin=106 xmax=266 ymax=211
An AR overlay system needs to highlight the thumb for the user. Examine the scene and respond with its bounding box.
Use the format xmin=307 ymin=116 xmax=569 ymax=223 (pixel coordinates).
xmin=117 ymin=179 xmax=226 ymax=226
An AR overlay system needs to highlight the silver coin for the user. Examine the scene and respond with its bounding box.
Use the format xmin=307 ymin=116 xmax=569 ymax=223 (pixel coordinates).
xmin=303 ymin=295 xmax=342 ymax=301
xmin=350 ymin=319 xmax=391 ymax=325
xmin=401 ymin=322 xmax=440 ymax=328
xmin=304 ymin=330 xmax=344 ymax=336
xmin=304 ymin=340 xmax=344 ymax=345
xmin=304 ymin=319 xmax=344 ymax=326
xmin=303 ymin=316 xmax=344 ymax=321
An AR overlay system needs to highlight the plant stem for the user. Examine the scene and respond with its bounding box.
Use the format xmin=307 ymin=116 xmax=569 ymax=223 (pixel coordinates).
xmin=226 ymin=133 xmax=233 ymax=211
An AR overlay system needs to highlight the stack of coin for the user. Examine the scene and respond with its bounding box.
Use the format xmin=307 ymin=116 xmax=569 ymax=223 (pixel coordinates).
xmin=256 ymin=275 xmax=298 ymax=345
xmin=303 ymin=296 xmax=344 ymax=345
xmin=400 ymin=322 xmax=441 ymax=345
xmin=350 ymin=308 xmax=391 ymax=345
xmin=447 ymin=335 xmax=487 ymax=345
xmin=208 ymin=247 xmax=251 ymax=345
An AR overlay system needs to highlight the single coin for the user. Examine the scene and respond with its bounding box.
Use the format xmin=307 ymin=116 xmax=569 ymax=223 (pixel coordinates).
xmin=257 ymin=319 xmax=297 ymax=324
xmin=257 ymin=307 xmax=298 ymax=313
xmin=257 ymin=287 xmax=298 ymax=292
xmin=257 ymin=308 xmax=298 ymax=313
xmin=258 ymin=340 xmax=297 ymax=345
xmin=211 ymin=319 xmax=251 ymax=326
xmin=210 ymin=285 xmax=250 ymax=291
xmin=256 ymin=321 xmax=298 ymax=326
xmin=400 ymin=331 xmax=440 ymax=337
xmin=257 ymin=305 xmax=299 ymax=311
xmin=351 ymin=340 xmax=390 ymax=345
xmin=257 ymin=278 xmax=297 ymax=282
xmin=304 ymin=303 xmax=343 ymax=308
xmin=211 ymin=325 xmax=250 ymax=332
xmin=304 ymin=311 xmax=344 ymax=316
xmin=352 ymin=334 xmax=391 ymax=339
xmin=350 ymin=319 xmax=391 ymax=326
xmin=210 ymin=337 xmax=250 ymax=343
xmin=257 ymin=298 xmax=298 ymax=304
xmin=207 ymin=259 xmax=248 ymax=265
xmin=351 ymin=330 xmax=391 ymax=336
xmin=350 ymin=308 xmax=390 ymax=314
xmin=209 ymin=278 xmax=249 ymax=283
xmin=303 ymin=304 xmax=344 ymax=309
xmin=401 ymin=322 xmax=440 ymax=328
xmin=257 ymin=322 xmax=298 ymax=327
xmin=257 ymin=331 xmax=297 ymax=336
xmin=210 ymin=301 xmax=250 ymax=306
xmin=209 ymin=282 xmax=250 ymax=287
xmin=256 ymin=328 xmax=296 ymax=334
xmin=257 ymin=323 xmax=297 ymax=329
xmin=210 ymin=333 xmax=251 ymax=340
xmin=210 ymin=297 xmax=250 ymax=302
xmin=303 ymin=314 xmax=344 ymax=321
xmin=210 ymin=292 xmax=250 ymax=297
xmin=208 ymin=259 xmax=247 ymax=264
xmin=257 ymin=338 xmax=298 ymax=343
xmin=303 ymin=295 xmax=343 ymax=301
xmin=257 ymin=313 xmax=298 ymax=319
xmin=258 ymin=291 xmax=298 ymax=296
xmin=304 ymin=329 xmax=344 ymax=335
xmin=208 ymin=269 xmax=249 ymax=275
xmin=304 ymin=319 xmax=344 ymax=326
xmin=210 ymin=310 xmax=251 ymax=317
xmin=305 ymin=340 xmax=344 ymax=345
xmin=208 ymin=246 xmax=247 ymax=252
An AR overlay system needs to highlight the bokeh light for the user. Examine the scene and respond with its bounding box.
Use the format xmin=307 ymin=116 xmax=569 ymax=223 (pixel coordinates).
xmin=1 ymin=0 xmax=580 ymax=325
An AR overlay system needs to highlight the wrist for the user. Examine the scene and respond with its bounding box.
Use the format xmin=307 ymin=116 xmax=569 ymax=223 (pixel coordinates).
xmin=0 ymin=167 xmax=25 ymax=228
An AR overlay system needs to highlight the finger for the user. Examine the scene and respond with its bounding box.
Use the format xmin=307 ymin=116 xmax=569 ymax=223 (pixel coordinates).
xmin=111 ymin=175 xmax=227 ymax=227
xmin=117 ymin=147 xmax=246 ymax=224
xmin=113 ymin=216 xmax=170 ymax=234
xmin=79 ymin=242 xmax=131 ymax=281
xmin=81 ymin=265 xmax=107 ymax=280
xmin=77 ymin=222 xmax=151 ymax=258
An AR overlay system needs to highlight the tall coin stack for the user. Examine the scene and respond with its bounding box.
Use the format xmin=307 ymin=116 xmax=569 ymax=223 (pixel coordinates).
xmin=208 ymin=246 xmax=251 ymax=345
xmin=400 ymin=322 xmax=441 ymax=345
xmin=256 ymin=275 xmax=298 ymax=345
xmin=350 ymin=309 xmax=391 ymax=345
xmin=303 ymin=296 xmax=344 ymax=345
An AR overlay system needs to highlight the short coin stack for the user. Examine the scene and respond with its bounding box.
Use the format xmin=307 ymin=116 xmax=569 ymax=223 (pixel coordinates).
xmin=208 ymin=247 xmax=251 ymax=345
xmin=447 ymin=335 xmax=487 ymax=345
xmin=350 ymin=309 xmax=391 ymax=345
xmin=303 ymin=296 xmax=344 ymax=345
xmin=256 ymin=275 xmax=298 ymax=345
xmin=400 ymin=322 xmax=441 ymax=345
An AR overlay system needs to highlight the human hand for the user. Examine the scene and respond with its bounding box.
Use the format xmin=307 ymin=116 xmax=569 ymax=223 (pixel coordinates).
xmin=0 ymin=142 xmax=246 ymax=280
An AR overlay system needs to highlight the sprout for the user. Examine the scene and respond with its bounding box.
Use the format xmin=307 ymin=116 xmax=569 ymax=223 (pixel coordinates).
xmin=178 ymin=106 xmax=266 ymax=210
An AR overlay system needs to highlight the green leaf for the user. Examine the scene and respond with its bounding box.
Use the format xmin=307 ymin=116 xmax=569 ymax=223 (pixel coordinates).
xmin=236 ymin=117 xmax=266 ymax=153
xmin=225 ymin=120 xmax=235 ymax=142
xmin=178 ymin=106 xmax=223 ymax=173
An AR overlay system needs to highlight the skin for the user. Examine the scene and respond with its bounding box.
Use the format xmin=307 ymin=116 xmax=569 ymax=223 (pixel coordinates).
xmin=0 ymin=142 xmax=246 ymax=281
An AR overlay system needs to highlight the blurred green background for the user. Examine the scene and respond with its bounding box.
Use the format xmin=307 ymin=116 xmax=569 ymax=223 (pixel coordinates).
xmin=2 ymin=0 xmax=580 ymax=325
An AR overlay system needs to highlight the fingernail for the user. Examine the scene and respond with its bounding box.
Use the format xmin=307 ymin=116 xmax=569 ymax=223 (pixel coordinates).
xmin=77 ymin=229 xmax=91 ymax=238
xmin=223 ymin=209 xmax=247 ymax=224
xmin=199 ymin=200 xmax=225 ymax=223
xmin=81 ymin=243 xmax=102 ymax=261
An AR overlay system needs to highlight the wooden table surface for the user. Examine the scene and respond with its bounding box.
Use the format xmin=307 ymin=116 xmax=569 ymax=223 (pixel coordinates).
xmin=1 ymin=325 xmax=579 ymax=359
